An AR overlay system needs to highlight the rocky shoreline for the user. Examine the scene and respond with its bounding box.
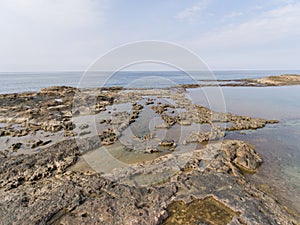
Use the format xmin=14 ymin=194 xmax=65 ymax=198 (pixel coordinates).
xmin=179 ymin=74 xmax=300 ymax=88
xmin=0 ymin=80 xmax=299 ymax=224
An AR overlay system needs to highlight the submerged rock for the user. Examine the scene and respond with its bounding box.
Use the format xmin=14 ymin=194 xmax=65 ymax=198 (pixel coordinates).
xmin=9 ymin=142 xmax=22 ymax=152
xmin=163 ymin=196 xmax=239 ymax=225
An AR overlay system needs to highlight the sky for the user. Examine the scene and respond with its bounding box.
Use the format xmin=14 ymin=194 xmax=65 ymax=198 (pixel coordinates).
xmin=0 ymin=0 xmax=300 ymax=71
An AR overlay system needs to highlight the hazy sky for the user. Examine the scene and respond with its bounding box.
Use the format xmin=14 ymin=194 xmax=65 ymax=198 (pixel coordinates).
xmin=0 ymin=0 xmax=300 ymax=71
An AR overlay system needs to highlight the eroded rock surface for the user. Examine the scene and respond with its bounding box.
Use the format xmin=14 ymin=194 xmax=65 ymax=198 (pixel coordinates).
xmin=0 ymin=86 xmax=298 ymax=224
xmin=0 ymin=138 xmax=297 ymax=224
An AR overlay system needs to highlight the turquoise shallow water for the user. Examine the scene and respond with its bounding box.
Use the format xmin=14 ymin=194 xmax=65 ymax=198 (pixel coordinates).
xmin=188 ymin=86 xmax=300 ymax=213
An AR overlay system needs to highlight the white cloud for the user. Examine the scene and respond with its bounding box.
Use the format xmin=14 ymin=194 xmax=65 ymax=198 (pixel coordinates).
xmin=176 ymin=0 xmax=210 ymax=21
xmin=0 ymin=0 xmax=108 ymax=30
xmin=189 ymin=2 xmax=300 ymax=49
xmin=0 ymin=0 xmax=110 ymax=71
xmin=182 ymin=2 xmax=300 ymax=69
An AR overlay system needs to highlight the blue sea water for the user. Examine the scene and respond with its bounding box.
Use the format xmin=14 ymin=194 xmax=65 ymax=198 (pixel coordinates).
xmin=1 ymin=70 xmax=300 ymax=94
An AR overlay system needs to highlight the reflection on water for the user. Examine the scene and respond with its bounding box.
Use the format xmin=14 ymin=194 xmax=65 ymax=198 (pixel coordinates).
xmin=189 ymin=86 xmax=300 ymax=121
xmin=189 ymin=86 xmax=300 ymax=214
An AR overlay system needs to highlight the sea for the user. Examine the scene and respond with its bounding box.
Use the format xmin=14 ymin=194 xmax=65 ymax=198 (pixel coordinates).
xmin=0 ymin=70 xmax=300 ymax=214
xmin=1 ymin=70 xmax=300 ymax=94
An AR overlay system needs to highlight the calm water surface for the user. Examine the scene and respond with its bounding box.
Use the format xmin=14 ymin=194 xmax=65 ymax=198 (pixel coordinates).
xmin=1 ymin=70 xmax=300 ymax=94
xmin=189 ymin=86 xmax=300 ymax=214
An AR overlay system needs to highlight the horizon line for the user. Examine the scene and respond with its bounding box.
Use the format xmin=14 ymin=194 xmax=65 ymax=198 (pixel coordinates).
xmin=1 ymin=69 xmax=300 ymax=73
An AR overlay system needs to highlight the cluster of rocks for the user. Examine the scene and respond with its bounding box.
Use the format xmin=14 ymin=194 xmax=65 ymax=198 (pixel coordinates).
xmin=0 ymin=85 xmax=298 ymax=224
xmin=0 ymin=135 xmax=298 ymax=224
xmin=187 ymin=127 xmax=225 ymax=144
xmin=9 ymin=142 xmax=22 ymax=152
xmin=226 ymin=115 xmax=278 ymax=131
xmin=0 ymin=126 xmax=30 ymax=137
xmin=182 ymin=140 xmax=262 ymax=175
xmin=99 ymin=128 xmax=118 ymax=145
xmin=0 ymin=86 xmax=124 ymax=155
xmin=0 ymin=85 xmax=280 ymax=157
xmin=0 ymin=86 xmax=120 ymax=138
xmin=130 ymin=103 xmax=144 ymax=124
xmin=152 ymin=104 xmax=179 ymax=127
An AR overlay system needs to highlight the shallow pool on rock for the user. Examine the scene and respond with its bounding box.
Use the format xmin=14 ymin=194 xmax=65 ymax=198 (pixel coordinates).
xmin=163 ymin=196 xmax=239 ymax=225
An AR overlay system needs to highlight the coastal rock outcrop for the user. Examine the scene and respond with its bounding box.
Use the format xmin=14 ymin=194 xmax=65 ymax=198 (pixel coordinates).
xmin=0 ymin=85 xmax=298 ymax=224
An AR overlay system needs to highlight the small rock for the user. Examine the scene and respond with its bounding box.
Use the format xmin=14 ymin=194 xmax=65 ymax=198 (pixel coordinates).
xmin=145 ymin=101 xmax=154 ymax=105
xmin=31 ymin=140 xmax=52 ymax=149
xmin=79 ymin=124 xmax=89 ymax=130
xmin=159 ymin=140 xmax=176 ymax=148
xmin=79 ymin=131 xmax=92 ymax=136
xmin=145 ymin=146 xmax=160 ymax=154
xmin=10 ymin=143 xmax=22 ymax=151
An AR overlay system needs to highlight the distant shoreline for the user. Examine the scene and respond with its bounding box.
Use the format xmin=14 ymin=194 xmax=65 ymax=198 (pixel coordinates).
xmin=180 ymin=74 xmax=300 ymax=88
xmin=0 ymin=74 xmax=300 ymax=97
xmin=0 ymin=72 xmax=300 ymax=95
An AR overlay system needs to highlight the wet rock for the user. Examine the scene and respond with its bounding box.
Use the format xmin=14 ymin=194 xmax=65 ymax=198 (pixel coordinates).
xmin=132 ymin=104 xmax=143 ymax=111
xmin=62 ymin=120 xmax=75 ymax=130
xmin=97 ymin=95 xmax=114 ymax=104
xmin=99 ymin=128 xmax=118 ymax=145
xmin=79 ymin=124 xmax=89 ymax=130
xmin=31 ymin=140 xmax=52 ymax=149
xmin=145 ymin=101 xmax=154 ymax=105
xmin=187 ymin=129 xmax=224 ymax=143
xmin=79 ymin=131 xmax=92 ymax=136
xmin=227 ymin=116 xmax=279 ymax=131
xmin=64 ymin=131 xmax=77 ymax=137
xmin=99 ymin=119 xmax=106 ymax=124
xmin=223 ymin=141 xmax=263 ymax=172
xmin=94 ymin=103 xmax=107 ymax=112
xmin=152 ymin=105 xmax=168 ymax=114
xmin=9 ymin=143 xmax=22 ymax=152
xmin=0 ymin=151 xmax=7 ymax=158
xmin=130 ymin=111 xmax=140 ymax=119
xmin=188 ymin=132 xmax=210 ymax=143
xmin=163 ymin=196 xmax=239 ymax=225
xmin=161 ymin=113 xmax=178 ymax=127
xmin=159 ymin=140 xmax=177 ymax=148
xmin=141 ymin=133 xmax=153 ymax=141
xmin=145 ymin=146 xmax=160 ymax=154
xmin=99 ymin=119 xmax=112 ymax=124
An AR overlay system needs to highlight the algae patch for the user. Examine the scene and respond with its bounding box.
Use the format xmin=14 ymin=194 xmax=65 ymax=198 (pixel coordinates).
xmin=163 ymin=196 xmax=239 ymax=225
